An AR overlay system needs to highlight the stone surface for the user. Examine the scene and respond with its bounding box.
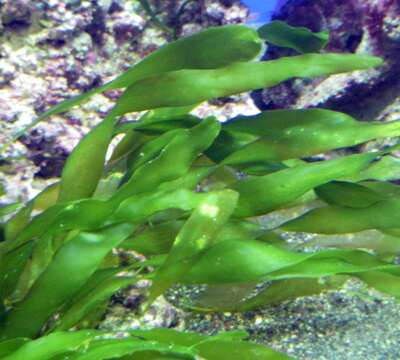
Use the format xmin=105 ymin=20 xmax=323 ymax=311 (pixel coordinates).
xmin=100 ymin=277 xmax=400 ymax=360
xmin=1 ymin=0 xmax=33 ymax=29
xmin=252 ymin=0 xmax=400 ymax=124
xmin=180 ymin=280 xmax=400 ymax=360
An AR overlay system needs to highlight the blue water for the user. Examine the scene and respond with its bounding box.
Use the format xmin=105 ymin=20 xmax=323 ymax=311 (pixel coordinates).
xmin=241 ymin=0 xmax=281 ymax=23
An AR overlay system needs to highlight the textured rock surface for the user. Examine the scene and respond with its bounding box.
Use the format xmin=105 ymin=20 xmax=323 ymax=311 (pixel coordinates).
xmin=0 ymin=0 xmax=249 ymax=202
xmin=252 ymin=0 xmax=400 ymax=124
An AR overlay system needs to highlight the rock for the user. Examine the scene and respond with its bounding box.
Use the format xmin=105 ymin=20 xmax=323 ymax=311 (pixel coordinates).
xmin=112 ymin=12 xmax=144 ymax=44
xmin=0 ymin=0 xmax=32 ymax=29
xmin=252 ymin=0 xmax=400 ymax=123
xmin=0 ymin=59 xmax=15 ymax=86
xmin=108 ymin=0 xmax=124 ymax=14
xmin=145 ymin=0 xmax=248 ymax=38
xmin=83 ymin=1 xmax=107 ymax=44
xmin=65 ymin=0 xmax=82 ymax=6
xmin=19 ymin=129 xmax=69 ymax=179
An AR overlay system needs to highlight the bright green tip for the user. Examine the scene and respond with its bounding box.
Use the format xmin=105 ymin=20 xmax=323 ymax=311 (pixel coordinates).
xmin=364 ymin=55 xmax=384 ymax=67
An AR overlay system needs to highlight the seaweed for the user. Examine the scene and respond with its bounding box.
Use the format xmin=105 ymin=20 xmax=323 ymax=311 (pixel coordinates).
xmin=0 ymin=21 xmax=399 ymax=360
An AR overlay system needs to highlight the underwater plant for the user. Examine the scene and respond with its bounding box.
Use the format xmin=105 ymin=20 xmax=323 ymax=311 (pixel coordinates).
xmin=0 ymin=20 xmax=400 ymax=359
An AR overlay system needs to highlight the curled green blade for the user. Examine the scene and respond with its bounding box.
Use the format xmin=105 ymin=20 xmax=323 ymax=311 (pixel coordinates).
xmin=315 ymin=180 xmax=385 ymax=208
xmin=281 ymin=199 xmax=400 ymax=234
xmin=220 ymin=109 xmax=400 ymax=164
xmin=182 ymin=240 xmax=398 ymax=285
xmin=232 ymin=152 xmax=378 ymax=217
xmin=113 ymin=53 xmax=382 ymax=115
xmin=258 ymin=20 xmax=329 ymax=53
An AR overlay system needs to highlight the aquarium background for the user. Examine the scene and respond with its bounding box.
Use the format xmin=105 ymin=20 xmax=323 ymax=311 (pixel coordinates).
xmin=0 ymin=1 xmax=400 ymax=359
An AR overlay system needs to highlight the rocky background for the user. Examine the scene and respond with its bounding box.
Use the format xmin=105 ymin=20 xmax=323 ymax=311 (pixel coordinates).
xmin=252 ymin=0 xmax=400 ymax=124
xmin=1 ymin=1 xmax=400 ymax=359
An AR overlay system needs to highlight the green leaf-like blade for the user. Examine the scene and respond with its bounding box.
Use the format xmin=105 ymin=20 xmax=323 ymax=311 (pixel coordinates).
xmin=349 ymin=155 xmax=400 ymax=182
xmin=305 ymin=230 xmax=400 ymax=255
xmin=148 ymin=190 xmax=238 ymax=302
xmin=1 ymin=223 xmax=134 ymax=339
xmin=281 ymin=199 xmax=400 ymax=234
xmin=356 ymin=271 xmax=400 ymax=300
xmin=258 ymin=20 xmax=329 ymax=53
xmin=0 ymin=242 xmax=33 ymax=301
xmin=192 ymin=277 xmax=346 ymax=312
xmin=113 ymin=53 xmax=382 ymax=115
xmin=58 ymin=114 xmax=117 ymax=202
xmin=183 ymin=240 xmax=398 ymax=285
xmin=129 ymin=329 xmax=293 ymax=360
xmin=0 ymin=338 xmax=29 ymax=358
xmin=232 ymin=152 xmax=378 ymax=217
xmin=53 ymin=276 xmax=137 ymax=331
xmin=315 ymin=181 xmax=385 ymax=208
xmin=111 ymin=117 xmax=220 ymax=204
xmin=220 ymin=109 xmax=400 ymax=164
xmin=4 ymin=183 xmax=59 ymax=242
xmin=121 ymin=219 xmax=260 ymax=256
xmin=0 ymin=330 xmax=100 ymax=360
xmin=68 ymin=337 xmax=197 ymax=360
xmin=193 ymin=338 xmax=293 ymax=360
